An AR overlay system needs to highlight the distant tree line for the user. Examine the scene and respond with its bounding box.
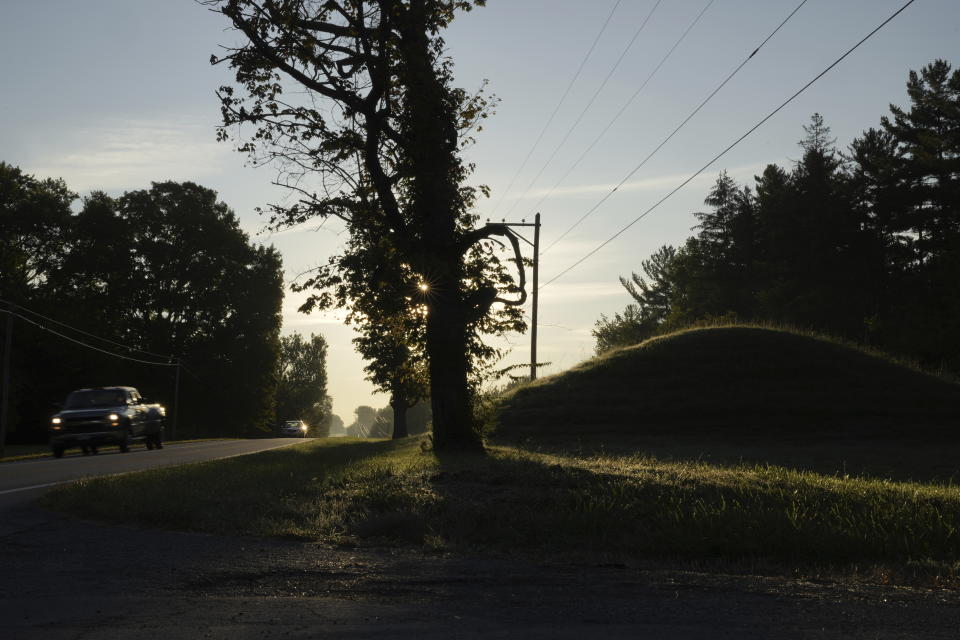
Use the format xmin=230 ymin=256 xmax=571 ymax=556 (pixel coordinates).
xmin=277 ymin=332 xmax=332 ymax=436
xmin=595 ymin=60 xmax=960 ymax=373
xmin=344 ymin=401 xmax=431 ymax=439
xmin=0 ymin=168 xmax=327 ymax=443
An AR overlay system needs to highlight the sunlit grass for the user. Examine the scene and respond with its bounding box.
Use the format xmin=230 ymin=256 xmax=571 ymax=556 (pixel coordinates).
xmin=42 ymin=437 xmax=960 ymax=583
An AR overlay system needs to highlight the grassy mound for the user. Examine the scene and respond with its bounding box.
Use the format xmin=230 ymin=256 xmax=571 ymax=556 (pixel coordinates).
xmin=496 ymin=326 xmax=960 ymax=440
xmin=492 ymin=326 xmax=960 ymax=482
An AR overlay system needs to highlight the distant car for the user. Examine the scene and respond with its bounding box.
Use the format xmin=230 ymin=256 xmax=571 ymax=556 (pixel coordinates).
xmin=279 ymin=420 xmax=309 ymax=437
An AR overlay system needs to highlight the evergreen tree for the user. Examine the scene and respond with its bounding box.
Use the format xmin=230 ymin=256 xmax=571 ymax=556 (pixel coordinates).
xmin=846 ymin=127 xmax=910 ymax=340
xmin=882 ymin=60 xmax=960 ymax=262
xmin=592 ymin=245 xmax=678 ymax=353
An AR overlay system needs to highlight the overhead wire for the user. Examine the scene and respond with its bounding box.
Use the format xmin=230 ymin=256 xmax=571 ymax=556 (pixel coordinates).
xmin=5 ymin=298 xmax=173 ymax=360
xmin=500 ymin=0 xmax=664 ymax=218
xmin=541 ymin=0 xmax=917 ymax=289
xmin=539 ymin=0 xmax=805 ymax=254
xmin=488 ymin=0 xmax=623 ymax=217
xmin=0 ymin=306 xmax=177 ymax=367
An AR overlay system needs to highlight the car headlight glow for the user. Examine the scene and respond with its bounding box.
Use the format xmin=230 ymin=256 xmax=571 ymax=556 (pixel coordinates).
xmin=108 ymin=413 xmax=119 ymax=421
xmin=300 ymin=425 xmax=308 ymax=432
xmin=52 ymin=417 xmax=62 ymax=425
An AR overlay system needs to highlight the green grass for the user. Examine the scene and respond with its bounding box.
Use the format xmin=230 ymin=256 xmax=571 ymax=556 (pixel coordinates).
xmin=42 ymin=437 xmax=960 ymax=584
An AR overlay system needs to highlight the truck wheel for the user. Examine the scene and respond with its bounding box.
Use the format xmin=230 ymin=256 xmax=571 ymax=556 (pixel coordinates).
xmin=145 ymin=436 xmax=154 ymax=450
xmin=52 ymin=445 xmax=65 ymax=458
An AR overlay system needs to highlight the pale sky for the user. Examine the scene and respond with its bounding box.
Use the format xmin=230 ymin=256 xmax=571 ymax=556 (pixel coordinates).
xmin=2 ymin=1 xmax=958 ymax=422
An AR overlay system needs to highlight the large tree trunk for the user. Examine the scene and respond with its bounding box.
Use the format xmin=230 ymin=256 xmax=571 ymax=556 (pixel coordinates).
xmin=390 ymin=392 xmax=409 ymax=439
xmin=425 ymin=292 xmax=480 ymax=450
xmin=400 ymin=1 xmax=482 ymax=452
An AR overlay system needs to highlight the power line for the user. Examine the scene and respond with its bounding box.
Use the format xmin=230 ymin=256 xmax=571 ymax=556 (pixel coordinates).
xmin=0 ymin=307 xmax=177 ymax=367
xmin=542 ymin=0 xmax=917 ymax=289
xmin=500 ymin=0 xmax=665 ymax=218
xmin=489 ymin=0 xmax=623 ymax=217
xmin=539 ymin=0 xmax=806 ymax=253
xmin=5 ymin=298 xmax=173 ymax=360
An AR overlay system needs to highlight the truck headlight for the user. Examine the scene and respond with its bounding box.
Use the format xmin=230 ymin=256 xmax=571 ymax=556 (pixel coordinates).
xmin=108 ymin=413 xmax=119 ymax=421
xmin=52 ymin=417 xmax=62 ymax=425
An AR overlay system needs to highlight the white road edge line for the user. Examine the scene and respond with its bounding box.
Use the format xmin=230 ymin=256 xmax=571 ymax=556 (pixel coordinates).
xmin=0 ymin=440 xmax=308 ymax=496
xmin=0 ymin=481 xmax=64 ymax=496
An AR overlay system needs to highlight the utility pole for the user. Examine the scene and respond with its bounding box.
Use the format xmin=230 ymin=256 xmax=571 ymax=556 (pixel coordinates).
xmin=530 ymin=213 xmax=541 ymax=380
xmin=171 ymin=358 xmax=181 ymax=441
xmin=0 ymin=301 xmax=12 ymax=459
xmin=496 ymin=213 xmax=542 ymax=381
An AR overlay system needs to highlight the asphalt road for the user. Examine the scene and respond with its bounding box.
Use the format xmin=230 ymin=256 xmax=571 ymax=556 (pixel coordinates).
xmin=0 ymin=438 xmax=310 ymax=511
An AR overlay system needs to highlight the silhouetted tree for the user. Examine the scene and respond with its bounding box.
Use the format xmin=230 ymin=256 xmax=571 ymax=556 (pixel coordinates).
xmin=0 ymin=163 xmax=74 ymax=303
xmin=846 ymin=127 xmax=910 ymax=340
xmin=881 ymin=59 xmax=960 ymax=369
xmin=592 ymin=245 xmax=678 ymax=353
xmin=210 ymin=0 xmax=528 ymax=451
xmin=112 ymin=182 xmax=284 ymax=435
xmin=882 ymin=60 xmax=960 ymax=262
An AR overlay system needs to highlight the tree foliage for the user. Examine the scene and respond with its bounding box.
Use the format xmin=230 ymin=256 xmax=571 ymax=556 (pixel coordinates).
xmin=276 ymin=333 xmax=330 ymax=432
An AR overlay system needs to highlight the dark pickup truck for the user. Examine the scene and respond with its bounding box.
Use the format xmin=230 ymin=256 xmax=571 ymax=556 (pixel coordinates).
xmin=49 ymin=386 xmax=166 ymax=457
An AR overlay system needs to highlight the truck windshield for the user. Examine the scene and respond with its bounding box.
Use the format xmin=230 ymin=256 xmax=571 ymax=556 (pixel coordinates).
xmin=64 ymin=390 xmax=127 ymax=409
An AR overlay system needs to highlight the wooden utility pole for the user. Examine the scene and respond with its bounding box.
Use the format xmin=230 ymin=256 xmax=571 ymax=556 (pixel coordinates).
xmin=530 ymin=213 xmax=541 ymax=380
xmin=171 ymin=358 xmax=181 ymax=441
xmin=0 ymin=301 xmax=12 ymax=459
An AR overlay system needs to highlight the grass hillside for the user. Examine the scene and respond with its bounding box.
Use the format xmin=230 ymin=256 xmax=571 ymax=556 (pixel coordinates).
xmin=493 ymin=326 xmax=960 ymax=481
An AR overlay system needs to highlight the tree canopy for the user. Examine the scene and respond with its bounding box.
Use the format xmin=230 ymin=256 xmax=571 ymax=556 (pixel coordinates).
xmin=211 ymin=0 xmax=526 ymax=450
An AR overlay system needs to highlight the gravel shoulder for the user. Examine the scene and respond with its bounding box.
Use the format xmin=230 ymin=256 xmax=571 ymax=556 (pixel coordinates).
xmin=2 ymin=502 xmax=958 ymax=639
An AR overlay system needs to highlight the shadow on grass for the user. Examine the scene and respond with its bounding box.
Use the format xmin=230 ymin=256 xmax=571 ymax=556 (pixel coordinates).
xmin=422 ymin=445 xmax=960 ymax=569
xmin=41 ymin=436 xmax=960 ymax=577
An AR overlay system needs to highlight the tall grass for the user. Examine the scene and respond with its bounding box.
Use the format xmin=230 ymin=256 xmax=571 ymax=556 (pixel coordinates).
xmin=43 ymin=438 xmax=960 ymax=574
